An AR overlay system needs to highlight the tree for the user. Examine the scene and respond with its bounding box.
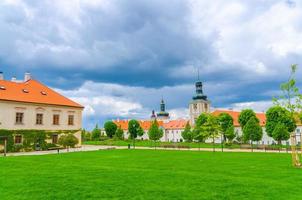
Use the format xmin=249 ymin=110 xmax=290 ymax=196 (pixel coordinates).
xmin=196 ymin=113 xmax=208 ymax=127
xmin=272 ymin=123 xmax=290 ymax=145
xmin=148 ymin=120 xmax=163 ymax=148
xmin=243 ymin=118 xmax=263 ymax=150
xmin=273 ymin=64 xmax=302 ymax=167
xmin=265 ymin=106 xmax=296 ymax=144
xmin=58 ymin=134 xmax=79 ymax=151
xmin=115 ymin=126 xmax=124 ymax=140
xmin=201 ymin=114 xmax=220 ymax=152
xmin=225 ymin=125 xmax=236 ymax=142
xmin=181 ymin=122 xmax=193 ymax=142
xmin=239 ymin=109 xmax=259 ymax=129
xmin=91 ymin=124 xmax=101 ymax=141
xmin=128 ymin=119 xmax=141 ymax=148
xmin=104 ymin=121 xmax=117 ymax=138
xmin=218 ymin=113 xmax=234 ymax=142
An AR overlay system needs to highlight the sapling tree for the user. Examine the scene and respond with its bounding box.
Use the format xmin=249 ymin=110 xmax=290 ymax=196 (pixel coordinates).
xmin=218 ymin=113 xmax=234 ymax=141
xmin=265 ymin=106 xmax=296 ymax=145
xmin=181 ymin=122 xmax=193 ymax=142
xmin=201 ymin=114 xmax=220 ymax=152
xmin=148 ymin=119 xmax=163 ymax=149
xmin=243 ymin=118 xmax=263 ymax=151
xmin=91 ymin=124 xmax=101 ymax=141
xmin=115 ymin=126 xmax=124 ymax=140
xmin=128 ymin=119 xmax=141 ymax=149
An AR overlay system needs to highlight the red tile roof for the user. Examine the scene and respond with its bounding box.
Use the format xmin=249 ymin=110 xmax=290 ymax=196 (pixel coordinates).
xmin=163 ymin=119 xmax=188 ymax=129
xmin=0 ymin=79 xmax=84 ymax=108
xmin=114 ymin=119 xmax=188 ymax=130
xmin=114 ymin=120 xmax=164 ymax=130
xmin=212 ymin=109 xmax=266 ymax=127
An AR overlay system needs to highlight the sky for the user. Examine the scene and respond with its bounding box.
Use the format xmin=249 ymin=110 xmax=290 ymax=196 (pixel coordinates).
xmin=1 ymin=0 xmax=302 ymax=129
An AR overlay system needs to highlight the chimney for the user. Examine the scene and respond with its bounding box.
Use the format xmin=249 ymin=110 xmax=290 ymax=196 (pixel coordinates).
xmin=24 ymin=72 xmax=31 ymax=82
xmin=11 ymin=76 xmax=17 ymax=82
xmin=0 ymin=72 xmax=3 ymax=80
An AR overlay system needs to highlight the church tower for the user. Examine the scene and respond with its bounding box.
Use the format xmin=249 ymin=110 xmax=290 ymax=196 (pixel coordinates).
xmin=189 ymin=77 xmax=210 ymax=125
xmin=157 ymin=98 xmax=170 ymax=120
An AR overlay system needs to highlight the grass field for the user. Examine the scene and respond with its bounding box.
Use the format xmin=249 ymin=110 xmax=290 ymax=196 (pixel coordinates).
xmin=1 ymin=150 xmax=302 ymax=200
xmin=84 ymin=139 xmax=241 ymax=149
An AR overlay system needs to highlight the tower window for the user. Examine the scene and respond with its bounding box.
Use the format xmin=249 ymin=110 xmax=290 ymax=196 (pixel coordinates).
xmin=193 ymin=104 xmax=197 ymax=110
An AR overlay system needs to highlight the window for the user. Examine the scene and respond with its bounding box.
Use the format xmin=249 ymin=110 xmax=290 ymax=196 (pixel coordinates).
xmin=36 ymin=113 xmax=43 ymax=125
xmin=15 ymin=112 xmax=24 ymax=124
xmin=52 ymin=134 xmax=58 ymax=144
xmin=205 ymin=103 xmax=208 ymax=111
xmin=68 ymin=115 xmax=74 ymax=125
xmin=15 ymin=135 xmax=22 ymax=144
xmin=193 ymin=104 xmax=197 ymax=110
xmin=53 ymin=114 xmax=60 ymax=125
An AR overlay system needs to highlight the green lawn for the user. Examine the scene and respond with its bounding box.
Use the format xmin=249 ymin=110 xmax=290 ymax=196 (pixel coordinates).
xmin=1 ymin=150 xmax=302 ymax=199
xmin=84 ymin=139 xmax=241 ymax=149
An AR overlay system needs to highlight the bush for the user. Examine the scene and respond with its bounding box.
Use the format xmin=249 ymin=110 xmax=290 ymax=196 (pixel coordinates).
xmin=59 ymin=134 xmax=79 ymax=148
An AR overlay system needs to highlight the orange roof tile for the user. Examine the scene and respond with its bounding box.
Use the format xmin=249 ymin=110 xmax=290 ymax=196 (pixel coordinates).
xmin=0 ymin=79 xmax=84 ymax=108
xmin=163 ymin=119 xmax=188 ymax=129
xmin=114 ymin=120 xmax=164 ymax=130
xmin=212 ymin=109 xmax=266 ymax=127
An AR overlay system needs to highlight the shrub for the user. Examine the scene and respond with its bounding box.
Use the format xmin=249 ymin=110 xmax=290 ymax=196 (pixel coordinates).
xmin=58 ymin=134 xmax=79 ymax=148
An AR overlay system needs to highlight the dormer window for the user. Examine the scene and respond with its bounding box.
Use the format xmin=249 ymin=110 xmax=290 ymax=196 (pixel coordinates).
xmin=41 ymin=91 xmax=47 ymax=95
xmin=0 ymin=86 xmax=6 ymax=90
xmin=22 ymin=89 xmax=29 ymax=93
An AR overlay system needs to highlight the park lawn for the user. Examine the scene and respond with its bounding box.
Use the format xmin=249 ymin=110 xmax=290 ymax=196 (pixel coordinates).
xmin=84 ymin=139 xmax=241 ymax=149
xmin=1 ymin=150 xmax=302 ymax=200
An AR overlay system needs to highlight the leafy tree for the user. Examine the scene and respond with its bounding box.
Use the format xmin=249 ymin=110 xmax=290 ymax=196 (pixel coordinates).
xmin=225 ymin=125 xmax=236 ymax=142
xmin=196 ymin=113 xmax=208 ymax=127
xmin=148 ymin=120 xmax=163 ymax=148
xmin=91 ymin=124 xmax=101 ymax=141
xmin=243 ymin=118 xmax=263 ymax=149
xmin=218 ymin=113 xmax=234 ymax=141
xmin=104 ymin=121 xmax=117 ymax=138
xmin=58 ymin=134 xmax=79 ymax=151
xmin=272 ymin=123 xmax=290 ymax=144
xmin=181 ymin=122 xmax=193 ymax=142
xmin=128 ymin=119 xmax=141 ymax=148
xmin=265 ymin=106 xmax=296 ymax=144
xmin=138 ymin=126 xmax=145 ymax=137
xmin=115 ymin=126 xmax=124 ymax=140
xmin=239 ymin=109 xmax=259 ymax=129
xmin=201 ymin=114 xmax=220 ymax=152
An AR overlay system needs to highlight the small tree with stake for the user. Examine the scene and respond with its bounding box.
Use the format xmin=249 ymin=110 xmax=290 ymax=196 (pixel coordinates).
xmin=265 ymin=106 xmax=296 ymax=145
xmin=128 ymin=119 xmax=141 ymax=149
xmin=243 ymin=118 xmax=263 ymax=151
xmin=181 ymin=122 xmax=193 ymax=142
xmin=148 ymin=119 xmax=163 ymax=149
xmin=202 ymin=114 xmax=220 ymax=152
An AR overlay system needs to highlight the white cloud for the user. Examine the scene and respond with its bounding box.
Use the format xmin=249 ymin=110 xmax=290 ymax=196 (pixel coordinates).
xmin=231 ymin=100 xmax=273 ymax=112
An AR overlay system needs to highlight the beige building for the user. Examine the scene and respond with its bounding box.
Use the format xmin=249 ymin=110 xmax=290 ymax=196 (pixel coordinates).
xmin=0 ymin=72 xmax=84 ymax=146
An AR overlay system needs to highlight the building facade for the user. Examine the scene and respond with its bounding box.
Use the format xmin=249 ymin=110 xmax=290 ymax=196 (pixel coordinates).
xmin=0 ymin=72 xmax=84 ymax=146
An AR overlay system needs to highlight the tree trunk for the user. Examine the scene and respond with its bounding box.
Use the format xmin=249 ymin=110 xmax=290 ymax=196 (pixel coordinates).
xmin=213 ymin=136 xmax=215 ymax=152
xmin=250 ymin=140 xmax=253 ymax=152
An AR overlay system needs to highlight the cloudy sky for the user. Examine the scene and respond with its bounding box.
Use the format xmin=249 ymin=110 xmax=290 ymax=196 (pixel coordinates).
xmin=1 ymin=0 xmax=302 ymax=129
